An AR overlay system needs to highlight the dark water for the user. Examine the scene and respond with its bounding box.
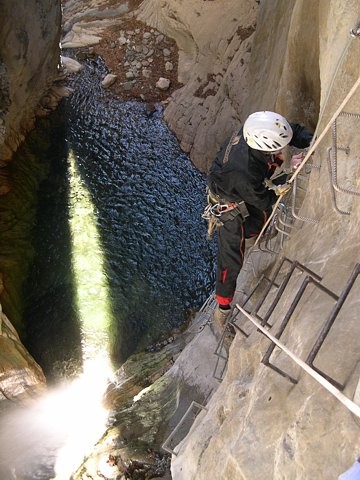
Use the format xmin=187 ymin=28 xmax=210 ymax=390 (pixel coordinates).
xmin=23 ymin=54 xmax=216 ymax=380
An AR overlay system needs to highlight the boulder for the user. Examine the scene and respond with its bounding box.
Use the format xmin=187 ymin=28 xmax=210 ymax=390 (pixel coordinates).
xmin=61 ymin=56 xmax=82 ymax=73
xmin=101 ymin=73 xmax=117 ymax=88
xmin=156 ymin=77 xmax=171 ymax=90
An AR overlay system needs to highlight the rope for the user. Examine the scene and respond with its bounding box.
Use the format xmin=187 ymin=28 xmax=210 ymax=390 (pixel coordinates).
xmin=236 ymin=304 xmax=360 ymax=418
xmin=254 ymin=72 xmax=360 ymax=247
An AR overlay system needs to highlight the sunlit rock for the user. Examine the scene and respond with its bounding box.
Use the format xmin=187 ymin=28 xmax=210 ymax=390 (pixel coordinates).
xmin=61 ymin=29 xmax=102 ymax=49
xmin=156 ymin=77 xmax=171 ymax=90
xmin=101 ymin=73 xmax=117 ymax=88
xmin=97 ymin=454 xmax=126 ymax=479
xmin=165 ymin=61 xmax=174 ymax=72
xmin=0 ymin=305 xmax=46 ymax=402
xmin=61 ymin=55 xmax=82 ymax=73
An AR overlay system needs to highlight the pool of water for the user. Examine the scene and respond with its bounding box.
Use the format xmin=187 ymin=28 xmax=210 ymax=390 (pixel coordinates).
xmin=23 ymin=54 xmax=216 ymax=381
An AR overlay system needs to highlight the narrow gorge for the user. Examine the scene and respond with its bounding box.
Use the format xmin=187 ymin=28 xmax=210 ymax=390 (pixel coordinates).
xmin=0 ymin=1 xmax=360 ymax=479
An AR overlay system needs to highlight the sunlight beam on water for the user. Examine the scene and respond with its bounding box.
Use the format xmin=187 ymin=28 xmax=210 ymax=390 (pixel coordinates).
xmin=68 ymin=150 xmax=112 ymax=363
xmin=0 ymin=150 xmax=116 ymax=480
xmin=51 ymin=150 xmax=114 ymax=479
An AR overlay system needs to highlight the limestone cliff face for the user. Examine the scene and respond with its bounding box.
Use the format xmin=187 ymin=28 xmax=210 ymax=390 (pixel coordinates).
xmin=0 ymin=304 xmax=46 ymax=402
xmin=137 ymin=0 xmax=258 ymax=172
xmin=137 ymin=0 xmax=320 ymax=172
xmin=0 ymin=0 xmax=62 ymax=401
xmin=0 ymin=0 xmax=360 ymax=476
xmin=0 ymin=0 xmax=62 ymax=167
xmin=137 ymin=0 xmax=360 ymax=478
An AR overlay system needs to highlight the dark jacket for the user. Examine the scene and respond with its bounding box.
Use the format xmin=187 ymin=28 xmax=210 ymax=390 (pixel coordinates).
xmin=208 ymin=123 xmax=313 ymax=211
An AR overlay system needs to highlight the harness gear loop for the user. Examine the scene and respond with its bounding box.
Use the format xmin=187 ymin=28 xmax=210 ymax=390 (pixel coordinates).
xmin=202 ymin=188 xmax=249 ymax=240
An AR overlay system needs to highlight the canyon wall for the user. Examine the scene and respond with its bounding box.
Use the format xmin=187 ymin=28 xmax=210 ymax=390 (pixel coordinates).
xmin=0 ymin=0 xmax=62 ymax=172
xmin=64 ymin=2 xmax=360 ymax=477
xmin=0 ymin=0 xmax=360 ymax=477
xmin=135 ymin=0 xmax=360 ymax=478
xmin=0 ymin=0 xmax=63 ymax=401
xmin=137 ymin=0 xmax=321 ymax=172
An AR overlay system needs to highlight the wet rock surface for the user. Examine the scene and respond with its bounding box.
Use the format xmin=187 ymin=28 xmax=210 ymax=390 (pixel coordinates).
xmin=72 ymin=312 xmax=218 ymax=480
xmin=0 ymin=305 xmax=46 ymax=404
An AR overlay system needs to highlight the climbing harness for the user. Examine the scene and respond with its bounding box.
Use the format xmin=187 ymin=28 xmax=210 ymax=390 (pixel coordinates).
xmin=202 ymin=131 xmax=248 ymax=239
xmin=201 ymin=199 xmax=224 ymax=240
xmin=202 ymin=189 xmax=249 ymax=239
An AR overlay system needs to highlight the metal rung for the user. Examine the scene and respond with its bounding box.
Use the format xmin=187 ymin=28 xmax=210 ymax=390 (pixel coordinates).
xmin=275 ymin=222 xmax=290 ymax=237
xmin=212 ymin=318 xmax=248 ymax=381
xmin=260 ymin=264 xmax=360 ymax=390
xmin=330 ymin=113 xmax=360 ymax=198
xmin=306 ymin=263 xmax=360 ymax=388
xmin=251 ymin=257 xmax=292 ymax=317
xmin=199 ymin=292 xmax=216 ymax=312
xmin=252 ymin=257 xmax=321 ymax=327
xmin=213 ymin=309 xmax=238 ymax=358
xmin=162 ymin=401 xmax=207 ymax=455
xmin=326 ymin=147 xmax=351 ymax=215
xmin=236 ymin=303 xmax=360 ymax=419
xmin=212 ymin=274 xmax=266 ymax=382
xmin=291 ymin=175 xmax=319 ymax=224
xmin=261 ymin=275 xmax=339 ymax=385
xmin=213 ymin=351 xmax=228 ymax=382
xmin=257 ymin=216 xmax=281 ymax=254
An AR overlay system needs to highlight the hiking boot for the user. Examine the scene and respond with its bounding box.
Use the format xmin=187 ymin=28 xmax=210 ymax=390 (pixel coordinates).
xmin=212 ymin=306 xmax=231 ymax=337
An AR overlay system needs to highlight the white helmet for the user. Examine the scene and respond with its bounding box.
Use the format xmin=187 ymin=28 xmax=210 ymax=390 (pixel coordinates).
xmin=243 ymin=111 xmax=293 ymax=152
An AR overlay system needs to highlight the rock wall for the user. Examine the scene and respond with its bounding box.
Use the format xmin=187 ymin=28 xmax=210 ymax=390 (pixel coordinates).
xmin=0 ymin=303 xmax=46 ymax=403
xmin=0 ymin=0 xmax=63 ymax=402
xmin=141 ymin=0 xmax=360 ymax=478
xmin=0 ymin=0 xmax=360 ymax=476
xmin=137 ymin=0 xmax=258 ymax=172
xmin=0 ymin=0 xmax=62 ymax=168
xmin=137 ymin=0 xmax=319 ymax=172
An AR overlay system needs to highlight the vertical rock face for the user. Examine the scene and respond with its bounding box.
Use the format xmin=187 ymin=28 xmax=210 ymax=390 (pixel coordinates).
xmin=137 ymin=0 xmax=259 ymax=172
xmin=0 ymin=0 xmax=61 ymax=401
xmin=137 ymin=1 xmax=359 ymax=478
xmin=247 ymin=0 xmax=321 ymax=126
xmin=137 ymin=0 xmax=320 ymax=172
xmin=0 ymin=0 xmax=359 ymax=475
xmin=0 ymin=304 xmax=46 ymax=402
xmin=0 ymin=0 xmax=62 ymax=163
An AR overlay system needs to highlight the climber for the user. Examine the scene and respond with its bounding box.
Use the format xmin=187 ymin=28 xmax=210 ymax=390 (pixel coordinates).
xmin=206 ymin=110 xmax=313 ymax=333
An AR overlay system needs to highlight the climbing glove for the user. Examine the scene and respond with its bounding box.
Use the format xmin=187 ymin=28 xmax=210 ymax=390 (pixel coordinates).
xmin=274 ymin=182 xmax=292 ymax=196
xmin=264 ymin=178 xmax=292 ymax=196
